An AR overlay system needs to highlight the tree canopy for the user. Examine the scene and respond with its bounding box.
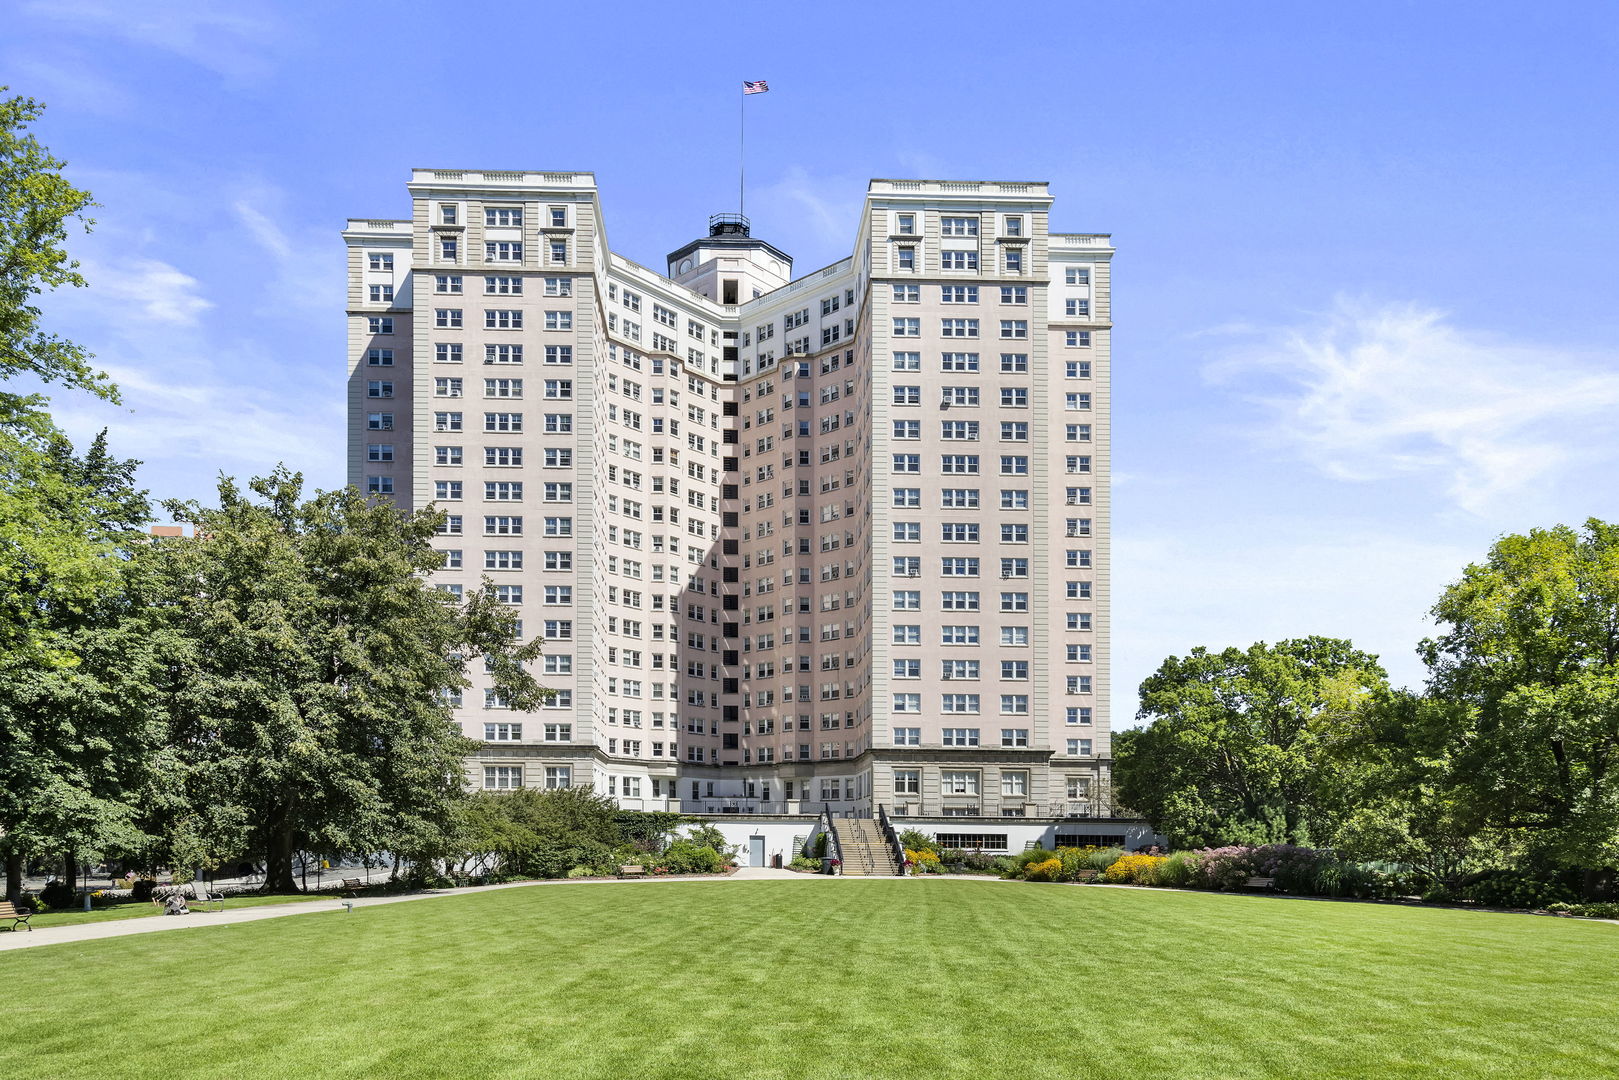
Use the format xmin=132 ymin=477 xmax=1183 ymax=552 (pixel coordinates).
xmin=1410 ymin=519 xmax=1619 ymax=868
xmin=0 ymin=421 xmax=153 ymax=897
xmin=1116 ymin=637 xmax=1389 ymax=847
xmin=135 ymin=469 xmax=547 ymax=892
xmin=0 ymin=90 xmax=114 ymax=413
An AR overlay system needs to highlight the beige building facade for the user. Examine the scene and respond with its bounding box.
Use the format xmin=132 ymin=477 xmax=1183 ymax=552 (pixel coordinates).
xmin=345 ymin=170 xmax=1117 ymax=830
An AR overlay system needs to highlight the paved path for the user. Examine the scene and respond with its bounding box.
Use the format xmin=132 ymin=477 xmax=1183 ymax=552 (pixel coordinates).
xmin=0 ymin=866 xmax=842 ymax=953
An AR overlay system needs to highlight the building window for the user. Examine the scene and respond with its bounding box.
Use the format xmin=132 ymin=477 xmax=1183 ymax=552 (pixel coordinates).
xmin=894 ymin=769 xmax=920 ymax=794
xmin=365 ymin=413 xmax=393 ymax=431
xmin=941 ymin=769 xmax=980 ymax=794
xmin=893 ymin=727 xmax=921 ymax=745
xmin=483 ymin=766 xmax=523 ymax=790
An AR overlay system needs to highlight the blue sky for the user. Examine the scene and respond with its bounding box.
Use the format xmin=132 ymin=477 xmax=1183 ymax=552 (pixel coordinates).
xmin=8 ymin=1 xmax=1619 ymax=717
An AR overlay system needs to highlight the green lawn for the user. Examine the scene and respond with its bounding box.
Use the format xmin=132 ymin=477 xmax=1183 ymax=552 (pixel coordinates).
xmin=2 ymin=879 xmax=1614 ymax=1080
xmin=20 ymin=892 xmax=324 ymax=928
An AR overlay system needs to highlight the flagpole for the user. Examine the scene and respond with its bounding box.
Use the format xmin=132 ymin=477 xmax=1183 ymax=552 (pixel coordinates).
xmin=738 ymin=83 xmax=746 ymax=218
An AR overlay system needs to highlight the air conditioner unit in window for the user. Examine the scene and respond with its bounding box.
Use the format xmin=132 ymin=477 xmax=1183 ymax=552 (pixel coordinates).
xmin=1066 ymin=498 xmax=1078 ymax=505
xmin=1066 ymin=529 xmax=1080 ymax=537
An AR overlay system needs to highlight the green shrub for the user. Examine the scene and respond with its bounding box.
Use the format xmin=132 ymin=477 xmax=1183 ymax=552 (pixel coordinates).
xmin=39 ymin=880 xmax=75 ymax=909
xmin=1056 ymin=847 xmax=1092 ymax=882
xmin=1547 ymin=902 xmax=1619 ymax=919
xmin=788 ymin=856 xmax=820 ymax=873
xmin=655 ymin=839 xmax=728 ymax=875
xmin=898 ymin=829 xmax=938 ymax=854
xmin=1459 ymin=870 xmax=1576 ymax=910
xmin=1015 ymin=848 xmax=1058 ymax=872
xmin=1155 ymin=851 xmax=1198 ymax=888
xmin=682 ymin=823 xmax=738 ymax=862
xmin=939 ymin=849 xmax=999 ymax=875
xmin=1084 ymin=847 xmax=1127 ymax=873
xmin=130 ymin=878 xmax=157 ymax=902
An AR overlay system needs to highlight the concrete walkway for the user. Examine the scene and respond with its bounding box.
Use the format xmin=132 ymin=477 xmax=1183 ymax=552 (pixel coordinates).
xmin=0 ymin=867 xmax=846 ymax=953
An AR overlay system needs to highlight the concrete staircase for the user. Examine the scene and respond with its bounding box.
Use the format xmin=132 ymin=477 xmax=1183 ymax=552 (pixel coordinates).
xmin=835 ymin=818 xmax=902 ymax=877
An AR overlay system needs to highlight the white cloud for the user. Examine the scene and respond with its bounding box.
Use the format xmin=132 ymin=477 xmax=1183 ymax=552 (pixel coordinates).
xmin=3 ymin=50 xmax=132 ymax=115
xmin=1205 ymin=299 xmax=1619 ymax=514
xmin=234 ymin=198 xmax=293 ymax=261
xmin=21 ymin=1 xmax=277 ymax=79
xmin=232 ymin=183 xmax=341 ymax=312
xmin=79 ymin=256 xmax=212 ymax=325
xmin=758 ymin=166 xmax=865 ymax=252
xmin=54 ymin=361 xmax=343 ymax=484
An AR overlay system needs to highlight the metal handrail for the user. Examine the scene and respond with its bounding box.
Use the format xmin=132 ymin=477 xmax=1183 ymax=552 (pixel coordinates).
xmin=877 ymin=804 xmax=907 ymax=876
xmin=819 ymin=805 xmax=843 ymax=871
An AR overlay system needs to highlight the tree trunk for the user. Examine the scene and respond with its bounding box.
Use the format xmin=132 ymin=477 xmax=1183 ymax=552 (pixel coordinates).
xmin=4 ymin=850 xmax=21 ymax=903
xmin=263 ymin=828 xmax=299 ymax=894
xmin=63 ymin=849 xmax=76 ymax=893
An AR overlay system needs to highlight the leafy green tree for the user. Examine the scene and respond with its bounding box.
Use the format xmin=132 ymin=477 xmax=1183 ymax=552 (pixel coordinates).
xmin=138 ymin=469 xmax=546 ymax=893
xmin=1412 ymin=519 xmax=1619 ymax=869
xmin=1116 ymin=637 xmax=1388 ymax=847
xmin=451 ymin=786 xmax=622 ymax=880
xmin=0 ymin=421 xmax=152 ymax=900
xmin=1327 ymin=690 xmax=1509 ymax=887
xmin=0 ymin=90 xmax=114 ymax=413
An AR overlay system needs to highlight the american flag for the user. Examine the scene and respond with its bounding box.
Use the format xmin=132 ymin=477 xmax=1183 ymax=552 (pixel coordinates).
xmin=743 ymin=80 xmax=770 ymax=95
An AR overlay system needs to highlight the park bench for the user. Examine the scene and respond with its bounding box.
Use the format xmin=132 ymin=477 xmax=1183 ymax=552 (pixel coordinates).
xmin=342 ymin=878 xmax=371 ymax=898
xmin=1244 ymin=876 xmax=1276 ymax=891
xmin=190 ymin=883 xmax=226 ymax=912
xmin=617 ymin=865 xmax=647 ymax=878
xmin=0 ymin=901 xmax=32 ymax=931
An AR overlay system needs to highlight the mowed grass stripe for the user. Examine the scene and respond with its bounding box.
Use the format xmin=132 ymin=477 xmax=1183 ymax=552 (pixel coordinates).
xmin=2 ymin=880 xmax=1614 ymax=1080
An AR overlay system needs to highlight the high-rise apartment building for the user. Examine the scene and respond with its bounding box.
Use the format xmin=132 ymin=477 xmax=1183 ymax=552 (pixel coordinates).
xmin=345 ymin=171 xmax=1114 ymax=824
